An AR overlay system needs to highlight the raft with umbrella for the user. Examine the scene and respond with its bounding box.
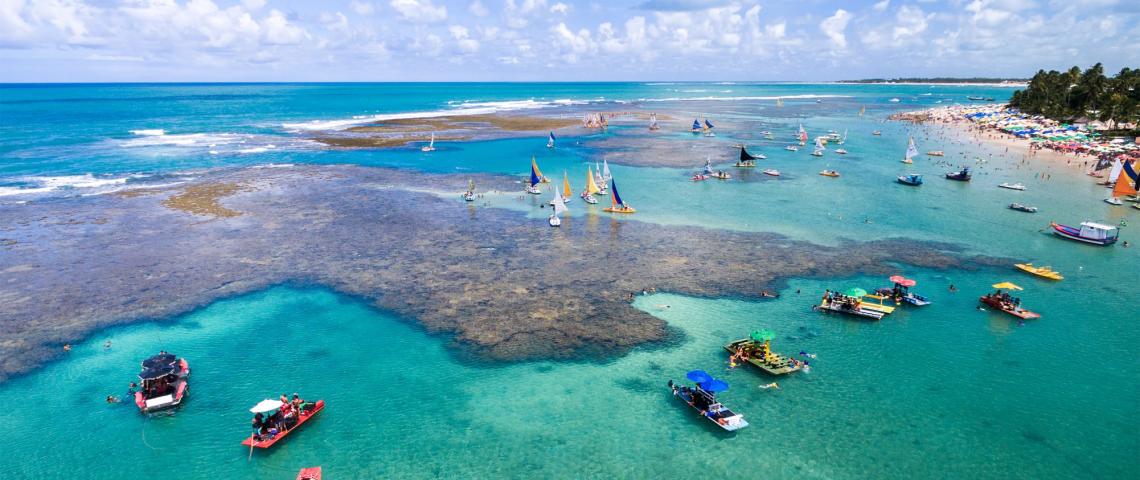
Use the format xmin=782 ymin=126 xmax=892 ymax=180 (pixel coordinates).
xmin=979 ymin=282 xmax=1041 ymax=320
xmin=813 ymin=288 xmax=885 ymax=320
xmin=876 ymin=275 xmax=931 ymax=306
xmin=242 ymin=397 xmax=325 ymax=449
xmin=667 ymin=371 xmax=749 ymax=431
xmin=723 ymin=330 xmax=802 ymax=376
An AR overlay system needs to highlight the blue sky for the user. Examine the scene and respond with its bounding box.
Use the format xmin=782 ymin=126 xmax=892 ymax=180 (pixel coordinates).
xmin=1 ymin=0 xmax=1137 ymax=82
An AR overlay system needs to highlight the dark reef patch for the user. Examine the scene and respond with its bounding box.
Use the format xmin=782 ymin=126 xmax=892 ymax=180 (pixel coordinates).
xmin=0 ymin=164 xmax=1003 ymax=382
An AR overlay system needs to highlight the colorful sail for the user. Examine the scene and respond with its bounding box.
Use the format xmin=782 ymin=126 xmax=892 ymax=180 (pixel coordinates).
xmin=529 ymin=162 xmax=541 ymax=187
xmin=859 ymin=106 xmax=866 ymax=116
xmin=798 ymin=123 xmax=807 ymax=143
xmin=562 ymin=172 xmax=572 ymax=198
xmin=552 ymin=186 xmax=568 ymax=215
xmin=610 ymin=179 xmax=624 ymax=208
xmin=905 ymin=137 xmax=919 ymax=161
xmin=1108 ymin=159 xmax=1124 ymax=183
xmin=602 ymin=159 xmax=612 ymax=181
xmin=692 ymin=119 xmax=701 ymax=130
xmin=1112 ymin=160 xmax=1139 ymax=197
xmin=531 ymin=155 xmax=548 ymax=183
xmin=585 ymin=167 xmax=600 ymax=194
xmin=704 ymin=119 xmax=714 ymax=129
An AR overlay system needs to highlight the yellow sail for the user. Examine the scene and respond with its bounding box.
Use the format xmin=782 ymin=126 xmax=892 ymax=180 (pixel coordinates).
xmin=1112 ymin=160 xmax=1138 ymax=198
xmin=859 ymin=106 xmax=866 ymax=116
xmin=585 ymin=166 xmax=600 ymax=194
xmin=562 ymin=172 xmax=572 ymax=198
xmin=532 ymin=155 xmax=549 ymax=183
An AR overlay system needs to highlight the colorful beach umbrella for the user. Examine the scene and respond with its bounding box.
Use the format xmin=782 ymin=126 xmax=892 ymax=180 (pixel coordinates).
xmin=991 ymin=282 xmax=1023 ymax=291
xmin=750 ymin=329 xmax=775 ymax=342
xmin=845 ymin=287 xmax=868 ymax=297
xmin=250 ymin=399 xmax=284 ymax=413
xmin=889 ymin=275 xmax=908 ymax=284
xmin=686 ymin=370 xmax=712 ymax=383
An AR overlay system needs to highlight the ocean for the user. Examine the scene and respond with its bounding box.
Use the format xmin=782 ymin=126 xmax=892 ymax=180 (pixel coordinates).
xmin=0 ymin=83 xmax=1135 ymax=479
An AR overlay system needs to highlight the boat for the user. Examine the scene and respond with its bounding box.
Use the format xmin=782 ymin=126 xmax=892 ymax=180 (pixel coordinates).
xmin=1105 ymin=197 xmax=1124 ymax=205
xmin=420 ymin=132 xmax=435 ymax=152
xmin=603 ymin=178 xmax=635 ymax=213
xmin=294 ymin=465 xmax=321 ymax=476
xmin=691 ymin=173 xmax=709 ymax=181
xmin=593 ymin=161 xmax=608 ymax=195
xmin=999 ymin=182 xmax=1026 ymax=191
xmin=872 ymin=131 xmax=882 ymax=136
xmin=812 ymin=290 xmax=884 ymax=320
xmin=979 ymin=283 xmax=1040 ymax=320
xmin=525 ymin=161 xmax=542 ymax=194
xmin=819 ymin=169 xmax=839 ymax=177
xmin=668 ymin=374 xmax=748 ymax=432
xmin=1008 ymin=203 xmax=1036 ymax=213
xmin=1014 ymin=263 xmax=1063 ymax=281
xmin=691 ymin=118 xmax=702 ymax=134
xmin=703 ymin=119 xmax=716 ymax=137
xmin=859 ymin=106 xmax=865 ymax=116
xmin=927 ymin=150 xmax=944 ymax=157
xmin=242 ymin=398 xmax=325 ymax=449
xmin=797 ymin=123 xmax=807 ymax=146
xmin=463 ymin=178 xmax=475 ymax=202
xmin=897 ymin=173 xmax=923 ymax=186
xmin=763 ymin=132 xmax=775 ymax=140
xmin=710 ymin=171 xmax=731 ymax=180
xmin=763 ymin=169 xmax=780 ymax=177
xmin=945 ymin=167 xmax=971 ymax=181
xmin=582 ymin=167 xmax=600 ymax=204
xmin=857 ymin=293 xmax=898 ymax=315
xmin=775 ymin=98 xmax=783 ymax=107
xmin=549 ymin=186 xmax=567 ymax=227
xmin=875 ymin=275 xmax=931 ymax=306
xmin=811 ymin=137 xmax=825 ymax=157
xmin=546 ymin=131 xmax=556 ymax=148
xmin=561 ymin=172 xmax=573 ymax=203
xmin=835 ymin=148 xmax=848 ymax=154
xmin=133 ymin=352 xmax=190 ymax=413
xmin=532 ymin=156 xmax=550 ymax=183
xmin=736 ymin=146 xmax=760 ymax=167
xmin=784 ymin=145 xmax=798 ymax=151
xmin=967 ymin=95 xmax=985 ymax=101
xmin=648 ymin=113 xmax=660 ymax=131
xmin=724 ymin=333 xmax=803 ymax=376
xmin=889 ymin=98 xmax=900 ymax=103
xmin=601 ymin=159 xmax=613 ymax=185
xmin=902 ymin=137 xmax=918 ymax=164
xmin=1105 ymin=159 xmax=1139 ymax=205
xmin=1050 ymin=221 xmax=1119 ymax=246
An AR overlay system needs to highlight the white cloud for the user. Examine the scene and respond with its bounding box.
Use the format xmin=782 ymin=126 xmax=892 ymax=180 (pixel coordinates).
xmin=468 ymin=0 xmax=489 ymax=17
xmin=873 ymin=0 xmax=890 ymax=12
xmin=390 ymin=0 xmax=447 ymax=23
xmin=350 ymin=1 xmax=375 ymax=16
xmin=262 ymin=9 xmax=307 ymax=45
xmin=449 ymin=24 xmax=480 ymax=52
xmin=241 ymin=0 xmax=266 ymax=10
xmin=550 ymin=2 xmax=569 ymax=15
xmin=819 ymin=9 xmax=852 ymax=49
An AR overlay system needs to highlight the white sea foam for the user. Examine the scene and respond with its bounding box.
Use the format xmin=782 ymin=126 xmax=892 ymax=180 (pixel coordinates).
xmin=0 ymin=174 xmax=134 ymax=197
xmin=640 ymin=94 xmax=850 ymax=102
xmin=282 ymin=99 xmax=589 ymax=131
xmin=129 ymin=129 xmax=166 ymax=136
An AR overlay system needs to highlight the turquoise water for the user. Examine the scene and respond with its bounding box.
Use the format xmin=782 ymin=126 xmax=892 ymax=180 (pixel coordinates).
xmin=1 ymin=83 xmax=1137 ymax=478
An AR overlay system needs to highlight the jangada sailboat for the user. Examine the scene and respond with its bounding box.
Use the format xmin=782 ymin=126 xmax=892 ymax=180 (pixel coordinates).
xmin=549 ymin=187 xmax=568 ymax=227
xmin=582 ymin=167 xmax=600 ymax=204
xmin=546 ymin=131 xmax=556 ymax=148
xmin=421 ymin=132 xmax=435 ymax=152
xmin=603 ymin=178 xmax=635 ymax=213
xmin=797 ymin=124 xmax=808 ymax=146
xmin=649 ymin=113 xmax=660 ymax=131
xmin=525 ymin=162 xmax=542 ymax=194
xmin=703 ymin=119 xmax=716 ymax=137
xmin=811 ymin=137 xmax=825 ymax=157
xmin=691 ymin=118 xmax=702 ymax=134
xmin=902 ymin=137 xmax=918 ymax=164
xmin=561 ymin=172 xmax=573 ymax=203
xmin=532 ymin=155 xmax=550 ymax=183
xmin=594 ymin=161 xmax=608 ymax=195
xmin=736 ymin=145 xmax=761 ymax=167
xmin=1104 ymin=159 xmax=1138 ymax=205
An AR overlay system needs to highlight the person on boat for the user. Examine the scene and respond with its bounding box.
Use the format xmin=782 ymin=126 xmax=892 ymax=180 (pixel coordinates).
xmin=252 ymin=413 xmax=265 ymax=440
xmin=292 ymin=394 xmax=305 ymax=414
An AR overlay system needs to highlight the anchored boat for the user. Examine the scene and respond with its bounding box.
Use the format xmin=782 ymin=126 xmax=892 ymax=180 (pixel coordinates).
xmin=902 ymin=137 xmax=918 ymax=164
xmin=999 ymin=182 xmax=1026 ymax=191
xmin=897 ymin=173 xmax=923 ymax=186
xmin=549 ymin=186 xmax=567 ymax=227
xmin=979 ymin=282 xmax=1040 ymax=320
xmin=242 ymin=398 xmax=325 ymax=449
xmin=134 ymin=352 xmax=190 ymax=413
xmin=582 ymin=167 xmax=600 ymax=204
xmin=1008 ymin=203 xmax=1036 ymax=213
xmin=525 ymin=160 xmax=542 ymax=195
xmin=463 ymin=179 xmax=475 ymax=202
xmin=946 ymin=167 xmax=971 ymax=181
xmin=813 ymin=290 xmax=884 ymax=320
xmin=1050 ymin=221 xmax=1118 ymax=246
xmin=668 ymin=372 xmax=748 ymax=432
xmin=736 ymin=145 xmax=761 ymax=167
xmin=296 ymin=467 xmax=322 ymax=480
xmin=875 ymin=275 xmax=931 ymax=306
xmin=724 ymin=330 xmax=802 ymax=376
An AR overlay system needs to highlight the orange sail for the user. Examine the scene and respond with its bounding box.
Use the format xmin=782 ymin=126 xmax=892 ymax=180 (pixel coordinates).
xmin=1112 ymin=160 xmax=1138 ymax=197
xmin=562 ymin=172 xmax=572 ymax=198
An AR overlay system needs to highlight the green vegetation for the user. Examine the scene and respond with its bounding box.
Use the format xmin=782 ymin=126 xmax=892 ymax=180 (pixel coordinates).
xmin=1009 ymin=64 xmax=1139 ymax=128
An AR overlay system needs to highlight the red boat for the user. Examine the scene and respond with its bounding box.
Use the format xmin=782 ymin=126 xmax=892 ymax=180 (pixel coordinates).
xmin=134 ymin=353 xmax=190 ymax=413
xmin=242 ymin=399 xmax=325 ymax=449
xmin=979 ymin=293 xmax=1040 ymax=320
xmin=296 ymin=467 xmax=322 ymax=480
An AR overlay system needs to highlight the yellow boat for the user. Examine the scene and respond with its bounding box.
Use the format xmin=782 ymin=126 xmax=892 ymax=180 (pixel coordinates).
xmin=1014 ymin=263 xmax=1063 ymax=281
xmin=859 ymin=294 xmax=897 ymax=315
xmin=603 ymin=178 xmax=636 ymax=214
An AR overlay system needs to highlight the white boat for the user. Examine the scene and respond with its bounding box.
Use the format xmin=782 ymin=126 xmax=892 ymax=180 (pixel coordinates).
xmin=549 ymin=187 xmax=567 ymax=227
xmin=1104 ymin=197 xmax=1124 ymax=205
xmin=463 ymin=178 xmax=475 ymax=202
xmin=835 ymin=149 xmax=848 ymax=154
xmin=889 ymin=98 xmax=901 ymax=103
xmin=421 ymin=132 xmax=436 ymax=152
xmin=999 ymin=182 xmax=1026 ymax=191
xmin=582 ymin=166 xmax=601 ymax=204
xmin=602 ymin=159 xmax=613 ymax=185
xmin=811 ymin=137 xmax=825 ymax=157
xmin=546 ymin=131 xmax=556 ymax=148
xmin=902 ymin=137 xmax=918 ymax=164
xmin=797 ymin=123 xmax=807 ymax=146
xmin=763 ymin=169 xmax=781 ymax=177
xmin=785 ymin=145 xmax=798 ymax=151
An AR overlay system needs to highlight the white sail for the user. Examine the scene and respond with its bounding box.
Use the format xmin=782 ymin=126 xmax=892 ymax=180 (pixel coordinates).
xmin=1108 ymin=159 xmax=1124 ymax=182
xmin=841 ymin=129 xmax=848 ymax=144
xmin=905 ymin=137 xmax=918 ymax=161
xmin=704 ymin=156 xmax=713 ymax=175
xmin=552 ymin=187 xmax=568 ymax=215
xmin=602 ymin=159 xmax=612 ymax=181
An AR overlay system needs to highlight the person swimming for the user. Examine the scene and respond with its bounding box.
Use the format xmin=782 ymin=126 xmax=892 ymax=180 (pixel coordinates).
xmin=759 ymin=382 xmax=779 ymax=390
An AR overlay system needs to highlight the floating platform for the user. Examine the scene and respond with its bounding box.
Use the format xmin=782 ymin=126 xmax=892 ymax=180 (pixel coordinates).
xmin=724 ymin=339 xmax=801 ymax=375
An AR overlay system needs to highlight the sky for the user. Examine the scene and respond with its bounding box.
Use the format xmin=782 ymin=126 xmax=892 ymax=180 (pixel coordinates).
xmin=1 ymin=0 xmax=1137 ymax=82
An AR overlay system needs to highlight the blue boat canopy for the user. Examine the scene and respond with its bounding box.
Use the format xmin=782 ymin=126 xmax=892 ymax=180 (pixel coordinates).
xmin=686 ymin=370 xmax=712 ymax=383
xmin=699 ymin=379 xmax=729 ymax=392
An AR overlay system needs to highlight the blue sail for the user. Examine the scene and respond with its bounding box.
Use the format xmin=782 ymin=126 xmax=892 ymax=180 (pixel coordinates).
xmin=692 ymin=119 xmax=700 ymax=129
xmin=530 ymin=164 xmax=540 ymax=187
xmin=549 ymin=131 xmax=556 ymax=142
xmin=704 ymin=119 xmax=714 ymax=129
xmin=610 ymin=179 xmax=623 ymax=206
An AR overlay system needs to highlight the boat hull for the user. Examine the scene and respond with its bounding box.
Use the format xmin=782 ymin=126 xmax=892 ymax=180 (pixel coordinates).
xmin=604 ymin=207 xmax=636 ymax=214
xmin=979 ymin=296 xmax=1041 ymax=320
xmin=1050 ymin=223 xmax=1117 ymax=246
xmin=242 ymin=400 xmax=325 ymax=449
xmin=669 ymin=383 xmax=749 ymax=432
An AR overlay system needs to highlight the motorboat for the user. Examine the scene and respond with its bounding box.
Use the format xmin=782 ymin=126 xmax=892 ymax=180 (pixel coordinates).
xmin=812 ymin=291 xmax=885 ymax=320
xmin=134 ymin=353 xmax=190 ymax=413
xmin=691 ymin=173 xmax=709 ymax=182
xmin=785 ymin=145 xmax=798 ymax=151
xmin=999 ymin=182 xmax=1026 ymax=191
xmin=835 ymin=149 xmax=848 ymax=154
xmin=875 ymin=275 xmax=930 ymax=306
xmin=1008 ymin=203 xmax=1037 ymax=213
xmin=872 ymin=131 xmax=882 ymax=136
xmin=1050 ymin=221 xmax=1118 ymax=246
xmin=945 ymin=167 xmax=971 ymax=181
xmin=979 ymin=290 xmax=1040 ymax=320
xmin=897 ymin=174 xmax=923 ymax=186
xmin=242 ymin=398 xmax=325 ymax=449
xmin=763 ymin=169 xmax=780 ymax=177
xmin=668 ymin=375 xmax=748 ymax=432
xmin=819 ymin=169 xmax=839 ymax=177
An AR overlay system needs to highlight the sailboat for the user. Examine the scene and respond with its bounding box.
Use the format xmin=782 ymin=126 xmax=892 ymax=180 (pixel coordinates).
xmin=859 ymin=106 xmax=866 ymax=116
xmin=525 ymin=162 xmax=542 ymax=194
xmin=603 ymin=178 xmax=635 ymax=213
xmin=691 ymin=119 xmax=702 ymax=134
xmin=1105 ymin=159 xmax=1138 ymax=205
xmin=838 ymin=129 xmax=848 ymax=145
xmin=594 ymin=161 xmax=608 ymax=195
xmin=776 ymin=98 xmax=783 ymax=107
xmin=703 ymin=119 xmax=716 ymax=137
xmin=562 ymin=172 xmax=573 ymax=203
xmin=532 ymin=155 xmax=550 ymax=183
xmin=693 ymin=158 xmax=710 ymax=181
xmin=602 ymin=159 xmax=613 ymax=185
xmin=649 ymin=113 xmax=660 ymax=131
xmin=706 ymin=156 xmax=731 ymax=179
xmin=582 ymin=167 xmax=600 ymax=204
xmin=811 ymin=137 xmax=825 ymax=157
xmin=736 ymin=146 xmax=761 ymax=167
xmin=546 ymin=131 xmax=556 ymax=148
xmin=797 ymin=124 xmax=807 ymax=146
xmin=421 ymin=132 xmax=436 ymax=152
xmin=549 ymin=187 xmax=568 ymax=227
xmin=463 ymin=178 xmax=475 ymax=202
xmin=902 ymin=137 xmax=918 ymax=164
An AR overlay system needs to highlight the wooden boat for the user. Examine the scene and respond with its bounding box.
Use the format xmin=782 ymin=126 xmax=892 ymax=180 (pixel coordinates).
xmin=525 ymin=161 xmax=542 ymax=195
xmin=297 ymin=467 xmax=322 ymax=480
xmin=582 ymin=167 xmax=601 ymax=203
xmin=736 ymin=146 xmax=760 ymax=167
xmin=549 ymin=187 xmax=567 ymax=227
xmin=1105 ymin=197 xmax=1124 ymax=205
xmin=134 ymin=353 xmax=190 ymax=413
xmin=979 ymin=293 xmax=1040 ymax=320
xmin=603 ymin=179 xmax=635 ymax=213
xmin=668 ymin=378 xmax=748 ymax=432
xmin=1008 ymin=203 xmax=1036 ymax=213
xmin=945 ymin=167 xmax=971 ymax=181
xmin=999 ymin=182 xmax=1026 ymax=191
xmin=723 ymin=338 xmax=802 ymax=376
xmin=531 ymin=156 xmax=550 ymax=183
xmin=811 ymin=137 xmax=825 ymax=157
xmin=812 ymin=292 xmax=884 ymax=320
xmin=897 ymin=174 xmax=923 ymax=186
xmin=1050 ymin=221 xmax=1118 ymax=246
xmin=242 ymin=399 xmax=325 ymax=449
xmin=857 ymin=294 xmax=897 ymax=315
xmin=819 ymin=169 xmax=839 ymax=177
xmin=763 ymin=169 xmax=780 ymax=177
xmin=1014 ymin=263 xmax=1063 ymax=281
xmin=690 ymin=119 xmax=702 ymax=134
xmin=926 ymin=151 xmax=944 ymax=156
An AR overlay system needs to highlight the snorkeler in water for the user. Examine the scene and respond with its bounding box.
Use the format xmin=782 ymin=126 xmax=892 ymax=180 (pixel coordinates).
xmin=759 ymin=382 xmax=779 ymax=390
